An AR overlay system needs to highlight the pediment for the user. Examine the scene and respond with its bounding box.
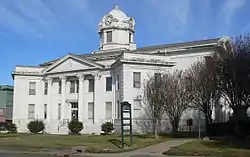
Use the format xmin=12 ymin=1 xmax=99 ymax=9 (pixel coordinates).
xmin=43 ymin=54 xmax=103 ymax=74
xmin=48 ymin=58 xmax=94 ymax=73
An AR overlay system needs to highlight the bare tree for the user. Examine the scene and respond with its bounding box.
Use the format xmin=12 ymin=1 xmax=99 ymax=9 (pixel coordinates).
xmin=214 ymin=35 xmax=250 ymax=136
xmin=188 ymin=59 xmax=219 ymax=134
xmin=163 ymin=70 xmax=193 ymax=134
xmin=142 ymin=73 xmax=166 ymax=139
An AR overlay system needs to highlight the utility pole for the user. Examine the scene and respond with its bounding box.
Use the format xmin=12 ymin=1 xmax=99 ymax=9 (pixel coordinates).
xmin=198 ymin=110 xmax=201 ymax=140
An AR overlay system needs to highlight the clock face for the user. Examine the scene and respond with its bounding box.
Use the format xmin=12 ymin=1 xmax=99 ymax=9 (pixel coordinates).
xmin=105 ymin=15 xmax=113 ymax=26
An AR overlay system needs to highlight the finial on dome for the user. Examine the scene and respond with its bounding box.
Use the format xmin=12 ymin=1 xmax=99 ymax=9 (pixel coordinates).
xmin=114 ymin=5 xmax=119 ymax=10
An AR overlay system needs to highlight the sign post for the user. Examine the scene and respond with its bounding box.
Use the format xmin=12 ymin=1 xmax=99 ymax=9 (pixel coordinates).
xmin=121 ymin=101 xmax=132 ymax=148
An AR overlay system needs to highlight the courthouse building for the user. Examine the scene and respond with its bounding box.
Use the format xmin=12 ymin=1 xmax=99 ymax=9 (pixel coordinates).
xmin=12 ymin=6 xmax=225 ymax=134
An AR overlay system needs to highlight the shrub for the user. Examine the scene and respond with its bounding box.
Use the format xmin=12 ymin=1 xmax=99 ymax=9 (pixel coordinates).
xmin=101 ymin=122 xmax=114 ymax=134
xmin=27 ymin=120 xmax=45 ymax=133
xmin=68 ymin=119 xmax=83 ymax=135
xmin=6 ymin=123 xmax=17 ymax=133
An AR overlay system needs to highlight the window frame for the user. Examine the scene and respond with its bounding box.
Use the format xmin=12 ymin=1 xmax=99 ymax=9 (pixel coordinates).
xmin=29 ymin=82 xmax=36 ymax=95
xmin=105 ymin=102 xmax=112 ymax=119
xmin=106 ymin=31 xmax=112 ymax=43
xmin=88 ymin=79 xmax=94 ymax=92
xmin=133 ymin=72 xmax=141 ymax=88
xmin=69 ymin=80 xmax=79 ymax=94
xmin=58 ymin=81 xmax=62 ymax=94
xmin=44 ymin=104 xmax=47 ymax=119
xmin=44 ymin=82 xmax=48 ymax=95
xmin=106 ymin=77 xmax=112 ymax=91
xmin=58 ymin=103 xmax=61 ymax=120
xmin=28 ymin=104 xmax=35 ymax=119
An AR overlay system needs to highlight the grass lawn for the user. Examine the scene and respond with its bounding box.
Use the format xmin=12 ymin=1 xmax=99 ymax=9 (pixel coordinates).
xmin=0 ymin=133 xmax=169 ymax=154
xmin=163 ymin=139 xmax=250 ymax=157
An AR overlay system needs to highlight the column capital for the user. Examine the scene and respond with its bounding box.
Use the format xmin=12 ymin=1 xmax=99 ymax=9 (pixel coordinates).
xmin=47 ymin=77 xmax=53 ymax=84
xmin=93 ymin=73 xmax=102 ymax=80
xmin=76 ymin=73 xmax=85 ymax=82
xmin=43 ymin=77 xmax=53 ymax=84
xmin=59 ymin=75 xmax=67 ymax=82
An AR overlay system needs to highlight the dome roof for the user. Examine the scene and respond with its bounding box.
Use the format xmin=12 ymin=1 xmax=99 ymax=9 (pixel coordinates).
xmin=98 ymin=5 xmax=135 ymax=32
xmin=108 ymin=6 xmax=128 ymax=21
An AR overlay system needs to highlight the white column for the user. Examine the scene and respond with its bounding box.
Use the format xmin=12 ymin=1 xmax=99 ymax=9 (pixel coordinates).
xmin=77 ymin=74 xmax=84 ymax=122
xmin=60 ymin=76 xmax=66 ymax=121
xmin=47 ymin=77 xmax=53 ymax=123
xmin=94 ymin=73 xmax=102 ymax=123
xmin=83 ymin=78 xmax=88 ymax=121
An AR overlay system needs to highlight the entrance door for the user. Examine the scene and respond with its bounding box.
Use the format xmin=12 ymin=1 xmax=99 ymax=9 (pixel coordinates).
xmin=71 ymin=102 xmax=79 ymax=120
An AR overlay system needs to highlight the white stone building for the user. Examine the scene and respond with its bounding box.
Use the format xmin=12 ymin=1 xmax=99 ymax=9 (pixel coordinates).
xmin=12 ymin=6 xmax=225 ymax=134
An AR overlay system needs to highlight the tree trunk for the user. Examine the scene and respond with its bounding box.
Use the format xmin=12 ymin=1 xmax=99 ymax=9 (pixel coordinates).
xmin=154 ymin=120 xmax=159 ymax=139
xmin=233 ymin=106 xmax=249 ymax=138
xmin=171 ymin=121 xmax=179 ymax=137
xmin=205 ymin=114 xmax=212 ymax=136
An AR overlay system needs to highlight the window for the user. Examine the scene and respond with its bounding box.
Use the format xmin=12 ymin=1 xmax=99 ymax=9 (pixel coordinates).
xmin=133 ymin=72 xmax=141 ymax=88
xmin=76 ymin=80 xmax=79 ymax=93
xmin=133 ymin=99 xmax=142 ymax=118
xmin=44 ymin=104 xmax=47 ymax=119
xmin=58 ymin=81 xmax=62 ymax=94
xmin=70 ymin=81 xmax=75 ymax=93
xmin=116 ymin=74 xmax=120 ymax=90
xmin=70 ymin=80 xmax=79 ymax=93
xmin=106 ymin=77 xmax=112 ymax=91
xmin=88 ymin=79 xmax=94 ymax=92
xmin=28 ymin=104 xmax=35 ymax=119
xmin=58 ymin=103 xmax=61 ymax=120
xmin=71 ymin=102 xmax=78 ymax=109
xmin=129 ymin=33 xmax=132 ymax=43
xmin=106 ymin=102 xmax=112 ymax=119
xmin=29 ymin=82 xmax=36 ymax=95
xmin=44 ymin=82 xmax=48 ymax=95
xmin=88 ymin=102 xmax=94 ymax=123
xmin=71 ymin=103 xmax=78 ymax=120
xmin=107 ymin=31 xmax=112 ymax=43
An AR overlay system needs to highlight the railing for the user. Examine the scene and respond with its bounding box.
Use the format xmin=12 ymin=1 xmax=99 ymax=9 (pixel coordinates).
xmin=57 ymin=119 xmax=69 ymax=131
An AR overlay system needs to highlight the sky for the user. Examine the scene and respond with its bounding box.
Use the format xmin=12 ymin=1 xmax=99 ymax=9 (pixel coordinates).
xmin=0 ymin=0 xmax=250 ymax=85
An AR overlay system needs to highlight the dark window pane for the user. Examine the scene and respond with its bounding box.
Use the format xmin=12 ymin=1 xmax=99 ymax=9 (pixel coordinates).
xmin=107 ymin=31 xmax=112 ymax=43
xmin=89 ymin=79 xmax=94 ymax=92
xmin=106 ymin=77 xmax=112 ymax=91
xmin=70 ymin=81 xmax=75 ymax=93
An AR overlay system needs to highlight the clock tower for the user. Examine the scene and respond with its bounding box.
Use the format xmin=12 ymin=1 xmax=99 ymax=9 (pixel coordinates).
xmin=98 ymin=6 xmax=136 ymax=51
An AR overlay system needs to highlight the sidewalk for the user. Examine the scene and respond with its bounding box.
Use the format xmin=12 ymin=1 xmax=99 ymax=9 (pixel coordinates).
xmin=84 ymin=139 xmax=194 ymax=157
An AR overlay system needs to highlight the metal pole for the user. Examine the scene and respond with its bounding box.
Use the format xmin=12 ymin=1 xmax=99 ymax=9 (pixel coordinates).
xmin=129 ymin=105 xmax=132 ymax=147
xmin=198 ymin=110 xmax=201 ymax=140
xmin=121 ymin=103 xmax=124 ymax=149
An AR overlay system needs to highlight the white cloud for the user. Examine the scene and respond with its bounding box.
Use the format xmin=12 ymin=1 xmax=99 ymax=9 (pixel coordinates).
xmin=148 ymin=0 xmax=191 ymax=37
xmin=221 ymin=0 xmax=246 ymax=25
xmin=0 ymin=0 xmax=94 ymax=39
